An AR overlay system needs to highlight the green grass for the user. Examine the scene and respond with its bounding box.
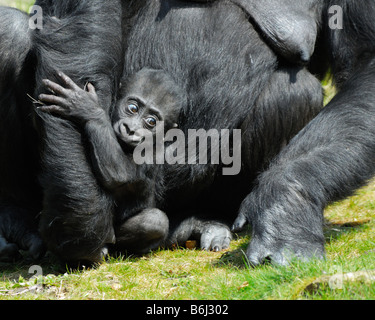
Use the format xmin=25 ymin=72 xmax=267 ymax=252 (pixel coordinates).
xmin=0 ymin=0 xmax=374 ymax=301
xmin=0 ymin=0 xmax=34 ymax=11
xmin=1 ymin=179 xmax=374 ymax=300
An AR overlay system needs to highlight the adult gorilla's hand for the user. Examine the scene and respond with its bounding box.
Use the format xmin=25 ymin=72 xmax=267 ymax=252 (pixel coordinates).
xmin=236 ymin=169 xmax=326 ymax=266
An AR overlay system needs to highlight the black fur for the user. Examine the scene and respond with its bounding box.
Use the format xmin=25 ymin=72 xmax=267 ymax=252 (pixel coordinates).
xmin=0 ymin=1 xmax=126 ymax=263
xmin=0 ymin=6 xmax=42 ymax=262
xmin=0 ymin=0 xmax=374 ymax=266
xmin=37 ymin=68 xmax=185 ymax=255
xmin=234 ymin=0 xmax=375 ymax=265
xmin=189 ymin=0 xmax=322 ymax=64
xmin=122 ymin=1 xmax=323 ymax=257
xmin=33 ymin=0 xmax=127 ymax=264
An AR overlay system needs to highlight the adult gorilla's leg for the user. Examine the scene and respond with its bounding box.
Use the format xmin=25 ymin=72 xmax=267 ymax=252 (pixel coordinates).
xmin=0 ymin=7 xmax=44 ymax=262
xmin=33 ymin=0 xmax=123 ymax=263
xmin=36 ymin=113 xmax=116 ymax=263
xmin=115 ymin=208 xmax=169 ymax=254
xmin=234 ymin=66 xmax=324 ymax=265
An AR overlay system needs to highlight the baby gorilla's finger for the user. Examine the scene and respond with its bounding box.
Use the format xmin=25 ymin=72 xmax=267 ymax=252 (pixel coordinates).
xmin=42 ymin=79 xmax=67 ymax=96
xmin=37 ymin=105 xmax=65 ymax=115
xmin=39 ymin=93 xmax=67 ymax=107
xmin=87 ymin=83 xmax=100 ymax=104
xmin=57 ymin=71 xmax=81 ymax=91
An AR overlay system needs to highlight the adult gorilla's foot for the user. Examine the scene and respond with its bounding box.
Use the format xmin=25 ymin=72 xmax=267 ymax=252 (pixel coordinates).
xmin=115 ymin=208 xmax=169 ymax=254
xmin=0 ymin=206 xmax=45 ymax=262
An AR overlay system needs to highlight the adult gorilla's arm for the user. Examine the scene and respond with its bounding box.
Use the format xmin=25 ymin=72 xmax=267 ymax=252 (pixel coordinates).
xmin=33 ymin=0 xmax=123 ymax=263
xmin=0 ymin=7 xmax=44 ymax=262
xmin=186 ymin=0 xmax=321 ymax=63
xmin=39 ymin=74 xmax=138 ymax=193
xmin=235 ymin=0 xmax=375 ymax=266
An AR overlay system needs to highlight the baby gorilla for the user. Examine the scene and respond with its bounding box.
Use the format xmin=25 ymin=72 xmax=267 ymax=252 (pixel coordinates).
xmin=38 ymin=68 xmax=185 ymax=254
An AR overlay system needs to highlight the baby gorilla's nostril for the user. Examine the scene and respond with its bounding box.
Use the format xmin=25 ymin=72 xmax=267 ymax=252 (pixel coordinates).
xmin=119 ymin=122 xmax=134 ymax=136
xmin=122 ymin=123 xmax=135 ymax=135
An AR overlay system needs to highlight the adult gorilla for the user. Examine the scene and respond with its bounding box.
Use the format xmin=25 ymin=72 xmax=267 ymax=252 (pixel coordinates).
xmin=96 ymin=0 xmax=375 ymax=265
xmin=0 ymin=1 xmax=125 ymax=262
xmin=123 ymin=0 xmax=323 ymax=261
xmin=1 ymin=0 xmax=375 ymax=266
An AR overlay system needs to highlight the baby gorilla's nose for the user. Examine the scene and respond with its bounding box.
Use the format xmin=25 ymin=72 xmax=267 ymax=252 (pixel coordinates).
xmin=116 ymin=120 xmax=146 ymax=148
xmin=119 ymin=121 xmax=132 ymax=135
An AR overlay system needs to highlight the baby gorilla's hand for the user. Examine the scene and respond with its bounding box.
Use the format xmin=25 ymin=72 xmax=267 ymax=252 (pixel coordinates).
xmin=38 ymin=71 xmax=104 ymax=123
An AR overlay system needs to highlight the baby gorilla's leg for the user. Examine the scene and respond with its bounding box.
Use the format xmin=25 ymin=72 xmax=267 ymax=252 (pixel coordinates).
xmin=114 ymin=208 xmax=169 ymax=254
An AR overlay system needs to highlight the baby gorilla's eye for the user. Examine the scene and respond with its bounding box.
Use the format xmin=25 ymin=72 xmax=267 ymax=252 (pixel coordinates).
xmin=128 ymin=103 xmax=139 ymax=114
xmin=144 ymin=116 xmax=157 ymax=128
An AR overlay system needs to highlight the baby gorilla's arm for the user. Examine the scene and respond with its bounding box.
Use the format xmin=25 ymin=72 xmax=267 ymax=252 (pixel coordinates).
xmin=38 ymin=72 xmax=137 ymax=191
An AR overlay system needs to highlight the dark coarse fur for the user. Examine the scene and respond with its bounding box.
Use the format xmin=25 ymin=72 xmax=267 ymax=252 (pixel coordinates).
xmin=0 ymin=6 xmax=43 ymax=262
xmin=37 ymin=68 xmax=184 ymax=256
xmin=323 ymin=0 xmax=375 ymax=88
xmin=235 ymin=0 xmax=375 ymax=265
xmin=0 ymin=0 xmax=323 ymax=263
xmin=1 ymin=0 xmax=375 ymax=265
xmin=122 ymin=1 xmax=323 ymax=255
xmin=124 ymin=0 xmax=375 ymax=265
xmin=0 ymin=7 xmax=36 ymax=207
xmin=31 ymin=0 xmax=127 ymax=263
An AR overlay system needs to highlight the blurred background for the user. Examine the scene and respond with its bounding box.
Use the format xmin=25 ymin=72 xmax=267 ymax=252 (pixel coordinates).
xmin=0 ymin=0 xmax=34 ymax=11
